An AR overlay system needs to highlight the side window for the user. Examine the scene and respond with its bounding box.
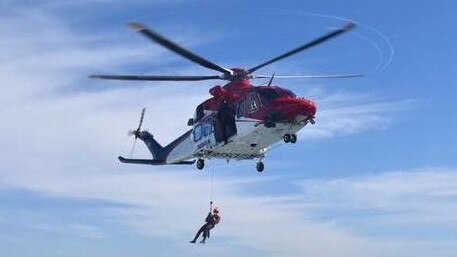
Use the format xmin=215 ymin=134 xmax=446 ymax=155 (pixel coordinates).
xmin=247 ymin=92 xmax=260 ymax=113
xmin=236 ymin=100 xmax=245 ymax=118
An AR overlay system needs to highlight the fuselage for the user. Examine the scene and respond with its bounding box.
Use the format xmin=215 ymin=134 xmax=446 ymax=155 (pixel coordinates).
xmin=165 ymin=78 xmax=317 ymax=164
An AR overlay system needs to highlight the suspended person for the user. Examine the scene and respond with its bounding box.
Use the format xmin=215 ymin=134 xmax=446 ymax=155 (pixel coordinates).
xmin=190 ymin=203 xmax=221 ymax=244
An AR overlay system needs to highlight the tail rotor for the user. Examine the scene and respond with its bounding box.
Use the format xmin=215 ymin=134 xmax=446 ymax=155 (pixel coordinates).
xmin=128 ymin=108 xmax=146 ymax=158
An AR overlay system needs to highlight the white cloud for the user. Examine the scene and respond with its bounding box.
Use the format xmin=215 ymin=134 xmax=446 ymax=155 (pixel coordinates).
xmin=0 ymin=0 xmax=191 ymax=10
xmin=32 ymin=223 xmax=106 ymax=239
xmin=3 ymin=162 xmax=457 ymax=256
xmin=305 ymin=90 xmax=414 ymax=138
xmin=299 ymin=168 xmax=457 ymax=228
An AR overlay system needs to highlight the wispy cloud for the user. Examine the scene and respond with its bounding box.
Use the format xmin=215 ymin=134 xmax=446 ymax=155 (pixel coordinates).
xmin=3 ymin=162 xmax=457 ymax=256
xmin=299 ymin=168 xmax=457 ymax=228
xmin=33 ymin=223 xmax=106 ymax=239
xmin=305 ymin=90 xmax=414 ymax=138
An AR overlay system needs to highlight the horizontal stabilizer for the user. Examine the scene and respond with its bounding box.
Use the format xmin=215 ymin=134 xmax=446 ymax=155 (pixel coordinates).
xmin=118 ymin=156 xmax=194 ymax=165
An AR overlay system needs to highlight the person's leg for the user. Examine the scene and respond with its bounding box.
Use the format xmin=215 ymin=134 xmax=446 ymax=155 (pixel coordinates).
xmin=200 ymin=224 xmax=214 ymax=243
xmin=200 ymin=232 xmax=207 ymax=243
xmin=214 ymin=118 xmax=224 ymax=143
xmin=190 ymin=224 xmax=206 ymax=243
xmin=221 ymin=120 xmax=229 ymax=144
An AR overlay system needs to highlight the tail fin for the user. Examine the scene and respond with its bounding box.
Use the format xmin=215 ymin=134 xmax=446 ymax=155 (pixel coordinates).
xmin=124 ymin=129 xmax=193 ymax=165
xmin=137 ymin=131 xmax=166 ymax=160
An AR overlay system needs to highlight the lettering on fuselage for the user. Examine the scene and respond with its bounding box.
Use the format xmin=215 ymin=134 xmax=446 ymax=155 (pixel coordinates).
xmin=197 ymin=138 xmax=211 ymax=149
xmin=193 ymin=119 xmax=214 ymax=149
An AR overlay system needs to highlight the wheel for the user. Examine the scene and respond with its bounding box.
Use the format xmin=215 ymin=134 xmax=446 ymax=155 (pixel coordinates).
xmin=283 ymin=134 xmax=291 ymax=143
xmin=264 ymin=121 xmax=276 ymax=128
xmin=256 ymin=161 xmax=264 ymax=172
xmin=290 ymin=134 xmax=297 ymax=144
xmin=196 ymin=159 xmax=205 ymax=170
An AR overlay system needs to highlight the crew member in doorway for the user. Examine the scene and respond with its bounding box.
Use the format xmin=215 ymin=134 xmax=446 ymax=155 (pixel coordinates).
xmin=217 ymin=100 xmax=235 ymax=144
xmin=190 ymin=203 xmax=221 ymax=244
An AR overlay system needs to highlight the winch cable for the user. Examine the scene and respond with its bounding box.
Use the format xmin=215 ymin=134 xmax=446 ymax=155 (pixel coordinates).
xmin=209 ymin=160 xmax=216 ymax=209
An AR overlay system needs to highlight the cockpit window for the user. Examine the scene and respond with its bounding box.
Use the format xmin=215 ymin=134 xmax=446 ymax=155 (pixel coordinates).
xmin=259 ymin=89 xmax=281 ymax=105
xmin=283 ymin=89 xmax=296 ymax=98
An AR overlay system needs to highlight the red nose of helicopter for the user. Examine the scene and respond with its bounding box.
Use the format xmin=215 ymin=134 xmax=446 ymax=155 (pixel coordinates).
xmin=278 ymin=97 xmax=317 ymax=121
xmin=303 ymin=98 xmax=317 ymax=117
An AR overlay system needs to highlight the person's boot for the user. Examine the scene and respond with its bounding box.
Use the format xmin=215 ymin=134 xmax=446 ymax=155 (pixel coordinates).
xmin=190 ymin=240 xmax=196 ymax=243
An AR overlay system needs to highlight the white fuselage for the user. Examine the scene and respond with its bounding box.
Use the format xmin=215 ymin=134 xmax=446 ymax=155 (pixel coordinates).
xmin=166 ymin=114 xmax=307 ymax=164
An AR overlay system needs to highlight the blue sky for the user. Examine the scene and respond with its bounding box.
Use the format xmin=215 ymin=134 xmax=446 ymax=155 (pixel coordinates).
xmin=1 ymin=0 xmax=457 ymax=257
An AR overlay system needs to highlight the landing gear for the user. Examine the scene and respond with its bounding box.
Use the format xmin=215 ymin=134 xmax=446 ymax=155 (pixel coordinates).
xmin=196 ymin=159 xmax=205 ymax=170
xmin=283 ymin=134 xmax=297 ymax=143
xmin=264 ymin=121 xmax=276 ymax=128
xmin=290 ymin=134 xmax=297 ymax=144
xmin=256 ymin=161 xmax=264 ymax=172
xmin=283 ymin=134 xmax=291 ymax=143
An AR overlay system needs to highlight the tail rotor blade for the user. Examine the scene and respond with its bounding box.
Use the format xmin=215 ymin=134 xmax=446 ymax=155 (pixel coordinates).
xmin=129 ymin=108 xmax=146 ymax=157
xmin=130 ymin=138 xmax=138 ymax=158
xmin=137 ymin=108 xmax=146 ymax=133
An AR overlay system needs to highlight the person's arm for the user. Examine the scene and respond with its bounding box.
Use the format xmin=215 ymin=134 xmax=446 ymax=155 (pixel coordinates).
xmin=205 ymin=212 xmax=212 ymax=223
xmin=205 ymin=201 xmax=213 ymax=222
xmin=214 ymin=214 xmax=221 ymax=224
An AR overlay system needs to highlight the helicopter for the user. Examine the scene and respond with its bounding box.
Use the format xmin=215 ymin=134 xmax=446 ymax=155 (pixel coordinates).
xmin=90 ymin=22 xmax=360 ymax=172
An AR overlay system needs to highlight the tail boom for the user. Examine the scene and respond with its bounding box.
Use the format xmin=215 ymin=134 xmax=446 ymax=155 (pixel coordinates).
xmin=120 ymin=130 xmax=194 ymax=166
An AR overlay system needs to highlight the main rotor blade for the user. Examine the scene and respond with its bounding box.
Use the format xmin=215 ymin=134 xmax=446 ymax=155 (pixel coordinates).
xmin=247 ymin=22 xmax=356 ymax=75
xmin=128 ymin=22 xmax=232 ymax=75
xmin=89 ymin=75 xmax=222 ymax=81
xmin=254 ymin=73 xmax=364 ymax=79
